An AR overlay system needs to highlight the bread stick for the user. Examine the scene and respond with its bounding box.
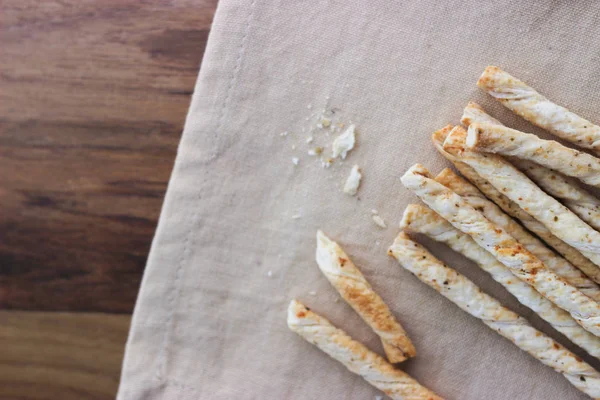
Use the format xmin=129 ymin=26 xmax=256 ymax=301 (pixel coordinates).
xmin=477 ymin=66 xmax=600 ymax=155
xmin=400 ymin=204 xmax=600 ymax=359
xmin=288 ymin=300 xmax=442 ymax=400
xmin=401 ymin=163 xmax=600 ymax=336
xmin=316 ymin=231 xmax=416 ymax=362
xmin=434 ymin=168 xmax=600 ymax=302
xmin=466 ymin=122 xmax=600 ymax=188
xmin=443 ymin=126 xmax=600 ymax=267
xmin=388 ymin=234 xmax=600 ymax=399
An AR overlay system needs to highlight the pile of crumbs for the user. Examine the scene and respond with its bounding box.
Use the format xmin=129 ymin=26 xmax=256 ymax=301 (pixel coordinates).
xmin=281 ymin=105 xmax=355 ymax=169
xmin=280 ymin=103 xmax=388 ymax=230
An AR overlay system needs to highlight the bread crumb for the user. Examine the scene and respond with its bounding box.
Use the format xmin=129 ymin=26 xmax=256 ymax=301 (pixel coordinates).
xmin=316 ymin=123 xmax=323 ymax=129
xmin=291 ymin=144 xmax=296 ymax=150
xmin=343 ymin=165 xmax=362 ymax=196
xmin=308 ymin=146 xmax=323 ymax=156
xmin=321 ymin=118 xmax=331 ymax=127
xmin=372 ymin=215 xmax=387 ymax=228
xmin=292 ymin=214 xmax=302 ymax=219
xmin=280 ymin=131 xmax=289 ymax=137
xmin=307 ymin=104 xmax=312 ymax=109
xmin=267 ymin=270 xmax=272 ymax=277
xmin=332 ymin=124 xmax=355 ymax=159
xmin=371 ymin=209 xmax=378 ymax=214
xmin=321 ymin=158 xmax=333 ymax=168
xmin=292 ymin=157 xmax=299 ymax=165
xmin=306 ymin=136 xmax=314 ymax=144
xmin=308 ymin=290 xmax=317 ymax=296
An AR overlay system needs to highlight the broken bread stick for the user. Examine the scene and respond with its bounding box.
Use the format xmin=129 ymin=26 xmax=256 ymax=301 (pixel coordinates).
xmin=316 ymin=231 xmax=416 ymax=363
xmin=287 ymin=299 xmax=442 ymax=400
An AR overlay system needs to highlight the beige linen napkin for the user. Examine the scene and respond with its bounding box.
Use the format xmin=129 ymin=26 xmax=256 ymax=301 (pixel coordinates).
xmin=117 ymin=1 xmax=600 ymax=398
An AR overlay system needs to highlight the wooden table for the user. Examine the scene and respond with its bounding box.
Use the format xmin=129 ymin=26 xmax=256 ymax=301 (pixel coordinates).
xmin=0 ymin=1 xmax=218 ymax=398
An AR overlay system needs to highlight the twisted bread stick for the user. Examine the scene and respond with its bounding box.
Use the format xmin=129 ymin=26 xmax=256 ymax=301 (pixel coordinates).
xmin=466 ymin=122 xmax=600 ymax=188
xmin=288 ymin=300 xmax=442 ymax=400
xmin=443 ymin=126 xmax=600 ymax=267
xmin=400 ymin=204 xmax=600 ymax=359
xmin=316 ymin=231 xmax=416 ymax=363
xmin=388 ymin=233 xmax=600 ymax=399
xmin=435 ymin=168 xmax=600 ymax=302
xmin=401 ymin=163 xmax=600 ymax=336
xmin=477 ymin=66 xmax=600 ymax=155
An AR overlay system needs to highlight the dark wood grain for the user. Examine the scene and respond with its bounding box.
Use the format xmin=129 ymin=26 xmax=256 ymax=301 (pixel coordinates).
xmin=0 ymin=0 xmax=219 ymax=313
xmin=0 ymin=311 xmax=131 ymax=400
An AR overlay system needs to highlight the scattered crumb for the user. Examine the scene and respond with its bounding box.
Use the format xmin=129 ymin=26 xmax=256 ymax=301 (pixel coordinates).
xmin=308 ymin=146 xmax=323 ymax=156
xmin=332 ymin=124 xmax=355 ymax=159
xmin=267 ymin=270 xmax=272 ymax=277
xmin=280 ymin=131 xmax=289 ymax=137
xmin=371 ymin=209 xmax=378 ymax=214
xmin=375 ymin=240 xmax=381 ymax=245
xmin=334 ymin=297 xmax=340 ymax=303
xmin=321 ymin=118 xmax=331 ymax=127
xmin=343 ymin=165 xmax=362 ymax=196
xmin=308 ymin=290 xmax=317 ymax=296
xmin=292 ymin=214 xmax=302 ymax=219
xmin=316 ymin=123 xmax=323 ymax=129
xmin=375 ymin=396 xmax=383 ymax=400
xmin=321 ymin=158 xmax=333 ymax=168
xmin=337 ymin=122 xmax=345 ymax=129
xmin=292 ymin=157 xmax=299 ymax=165
xmin=307 ymin=104 xmax=312 ymax=109
xmin=291 ymin=144 xmax=296 ymax=150
xmin=372 ymin=214 xmax=387 ymax=228
xmin=306 ymin=136 xmax=314 ymax=144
